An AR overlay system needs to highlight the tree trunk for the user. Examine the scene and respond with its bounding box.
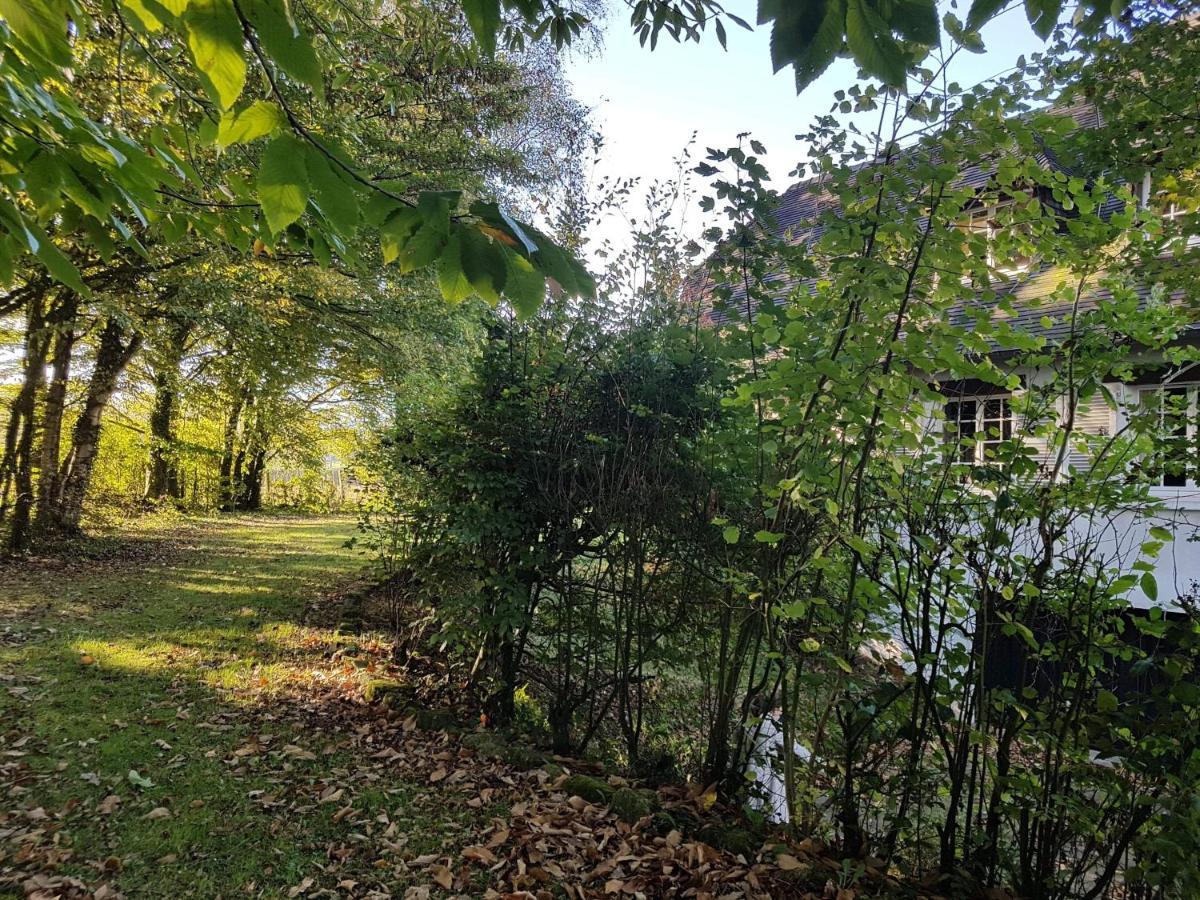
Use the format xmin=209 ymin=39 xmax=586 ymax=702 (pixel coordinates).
xmin=242 ymin=444 xmax=267 ymax=511
xmin=218 ymin=387 xmax=247 ymax=512
xmin=2 ymin=295 xmax=52 ymax=551
xmin=41 ymin=319 xmax=143 ymax=536
xmin=35 ymin=293 xmax=80 ymax=526
xmin=146 ymin=320 xmax=193 ymax=502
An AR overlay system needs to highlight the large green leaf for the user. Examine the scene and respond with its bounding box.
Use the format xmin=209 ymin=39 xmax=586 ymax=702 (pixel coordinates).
xmin=243 ymin=0 xmax=325 ymax=99
xmin=845 ymin=0 xmax=907 ymax=86
xmin=120 ymin=0 xmax=169 ymax=31
xmin=215 ymin=100 xmax=286 ymax=148
xmin=528 ymin=227 xmax=595 ymax=298
xmin=1023 ymin=0 xmax=1061 ymax=38
xmin=965 ymin=0 xmax=1008 ymax=30
xmin=0 ymin=0 xmax=72 ymax=65
xmin=891 ymin=0 xmax=939 ymax=44
xmin=305 ymin=146 xmax=359 ymax=235
xmin=256 ymin=133 xmax=309 ymax=234
xmin=760 ymin=0 xmax=848 ymax=89
xmin=437 ymin=229 xmax=473 ymax=304
xmin=396 ymin=193 xmax=451 ymax=273
xmin=183 ymin=0 xmax=247 ymax=110
xmin=502 ymin=246 xmax=545 ymax=318
xmin=379 ymin=206 xmax=423 ymax=265
xmin=458 ymin=226 xmax=506 ymax=304
xmin=461 ymin=0 xmax=502 ymax=55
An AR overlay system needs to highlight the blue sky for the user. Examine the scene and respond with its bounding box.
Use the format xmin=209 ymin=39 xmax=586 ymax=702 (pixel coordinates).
xmin=565 ymin=1 xmax=1053 ymax=250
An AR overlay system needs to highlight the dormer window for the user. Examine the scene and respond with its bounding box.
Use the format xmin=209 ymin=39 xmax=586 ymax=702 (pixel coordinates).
xmin=960 ymin=197 xmax=1033 ymax=275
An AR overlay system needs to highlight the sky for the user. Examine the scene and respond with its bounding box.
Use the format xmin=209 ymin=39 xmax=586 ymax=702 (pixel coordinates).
xmin=564 ymin=1 xmax=1055 ymax=252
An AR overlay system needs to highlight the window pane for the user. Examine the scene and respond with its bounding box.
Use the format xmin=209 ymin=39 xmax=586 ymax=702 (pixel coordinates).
xmin=1147 ymin=387 xmax=1193 ymax=487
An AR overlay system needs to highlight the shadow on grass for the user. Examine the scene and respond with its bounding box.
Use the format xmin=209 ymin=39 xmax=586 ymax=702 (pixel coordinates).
xmin=0 ymin=514 xmax=484 ymax=896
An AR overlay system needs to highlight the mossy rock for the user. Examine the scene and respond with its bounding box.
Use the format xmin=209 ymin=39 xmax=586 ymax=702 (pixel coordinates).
xmin=648 ymin=811 xmax=677 ymax=836
xmin=410 ymin=707 xmax=461 ymax=732
xmin=696 ymin=824 xmax=760 ymax=858
xmin=636 ymin=788 xmax=659 ymax=808
xmin=540 ymin=762 xmax=566 ymax=779
xmin=501 ymin=743 xmax=548 ymax=769
xmin=666 ymin=806 xmax=700 ymax=836
xmin=610 ymin=787 xmax=654 ymax=824
xmin=461 ymin=732 xmax=507 ymax=758
xmin=563 ymin=774 xmax=613 ymax=804
xmin=461 ymin=732 xmax=546 ymax=769
xmin=363 ymin=679 xmax=411 ymax=703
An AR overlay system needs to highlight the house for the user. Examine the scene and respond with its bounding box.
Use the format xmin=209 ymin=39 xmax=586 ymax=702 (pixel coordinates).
xmin=694 ymin=98 xmax=1200 ymax=613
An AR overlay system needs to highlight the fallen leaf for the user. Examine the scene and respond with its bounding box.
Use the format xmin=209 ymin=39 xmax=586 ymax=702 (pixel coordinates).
xmin=287 ymin=876 xmax=314 ymax=897
xmin=143 ymin=807 xmax=171 ymax=820
xmin=462 ymin=845 xmax=498 ymax=864
xmin=428 ymin=766 xmax=447 ymax=783
xmin=429 ymin=864 xmax=453 ymax=890
xmin=776 ymin=853 xmax=802 ymax=871
xmin=97 ymin=795 xmax=122 ymax=815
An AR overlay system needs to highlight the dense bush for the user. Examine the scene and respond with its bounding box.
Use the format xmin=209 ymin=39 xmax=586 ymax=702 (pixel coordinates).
xmin=356 ymin=18 xmax=1200 ymax=899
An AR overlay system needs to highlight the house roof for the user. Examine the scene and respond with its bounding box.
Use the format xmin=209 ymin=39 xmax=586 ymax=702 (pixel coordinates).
xmin=692 ymin=99 xmax=1180 ymax=347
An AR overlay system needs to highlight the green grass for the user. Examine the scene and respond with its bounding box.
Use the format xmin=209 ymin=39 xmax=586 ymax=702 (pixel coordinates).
xmin=0 ymin=514 xmax=490 ymax=898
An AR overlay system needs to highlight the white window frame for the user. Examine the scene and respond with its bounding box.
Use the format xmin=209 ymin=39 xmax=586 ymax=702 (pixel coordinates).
xmin=943 ymin=394 xmax=1015 ymax=465
xmin=961 ymin=197 xmax=1034 ymax=275
xmin=1139 ymin=383 xmax=1200 ymax=489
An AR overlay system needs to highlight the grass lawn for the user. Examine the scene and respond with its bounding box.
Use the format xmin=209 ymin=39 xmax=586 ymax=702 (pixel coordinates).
xmin=0 ymin=514 xmax=500 ymax=899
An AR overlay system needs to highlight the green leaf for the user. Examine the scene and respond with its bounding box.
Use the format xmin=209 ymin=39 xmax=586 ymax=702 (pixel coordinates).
xmin=256 ymin=134 xmax=309 ymax=234
xmin=722 ymin=525 xmax=740 ymax=544
xmin=1023 ymin=0 xmax=1061 ymax=38
xmin=243 ymin=0 xmax=324 ymax=99
xmin=502 ymin=246 xmax=545 ymax=318
xmin=215 ymin=101 xmax=286 ymax=148
xmin=1140 ymin=572 xmax=1158 ymax=602
xmin=0 ymin=0 xmax=72 ymax=66
xmin=183 ymin=0 xmax=247 ymax=110
xmin=304 ymin=147 xmax=359 ymax=235
xmin=120 ymin=0 xmax=170 ymax=31
xmin=458 ymin=226 xmax=507 ymax=304
xmin=846 ymin=0 xmax=907 ymax=86
xmin=437 ymin=229 xmax=473 ymax=304
xmin=461 ymin=0 xmax=502 ymax=55
xmin=34 ymin=237 xmax=87 ymax=294
xmin=965 ymin=0 xmax=1007 ymax=30
xmin=396 ymin=193 xmax=451 ymax=273
xmin=788 ymin=0 xmax=846 ymax=91
xmin=891 ymin=0 xmax=938 ymax=44
xmin=527 ymin=227 xmax=596 ymax=299
xmin=379 ymin=206 xmax=422 ymax=265
xmin=1096 ymin=690 xmax=1118 ymax=715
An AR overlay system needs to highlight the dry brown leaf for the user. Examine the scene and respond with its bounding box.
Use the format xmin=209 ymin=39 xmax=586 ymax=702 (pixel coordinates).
xmin=97 ymin=795 xmax=122 ymax=815
xmin=429 ymin=766 xmax=448 ymax=783
xmin=429 ymin=864 xmax=453 ymax=890
xmin=462 ymin=845 xmax=498 ymax=864
xmin=776 ymin=853 xmax=802 ymax=871
xmin=143 ymin=807 xmax=171 ymax=820
xmin=287 ymin=876 xmax=314 ymax=897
